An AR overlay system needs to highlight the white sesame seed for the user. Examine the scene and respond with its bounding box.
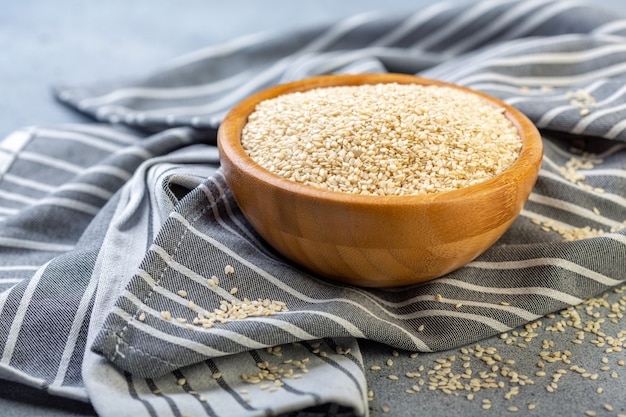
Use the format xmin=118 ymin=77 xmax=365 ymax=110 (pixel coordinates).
xmin=242 ymin=83 xmax=521 ymax=196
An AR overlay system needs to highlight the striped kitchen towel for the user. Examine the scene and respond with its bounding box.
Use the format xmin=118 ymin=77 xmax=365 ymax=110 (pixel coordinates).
xmin=1 ymin=0 xmax=625 ymax=416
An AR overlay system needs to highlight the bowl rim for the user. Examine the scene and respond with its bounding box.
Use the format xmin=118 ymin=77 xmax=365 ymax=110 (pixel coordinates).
xmin=218 ymin=73 xmax=543 ymax=207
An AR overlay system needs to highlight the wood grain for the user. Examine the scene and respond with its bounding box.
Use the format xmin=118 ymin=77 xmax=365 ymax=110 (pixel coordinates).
xmin=218 ymin=74 xmax=543 ymax=287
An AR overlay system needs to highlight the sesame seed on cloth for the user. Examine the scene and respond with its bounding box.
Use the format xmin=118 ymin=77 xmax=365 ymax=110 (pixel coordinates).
xmin=2 ymin=1 xmax=626 ymax=417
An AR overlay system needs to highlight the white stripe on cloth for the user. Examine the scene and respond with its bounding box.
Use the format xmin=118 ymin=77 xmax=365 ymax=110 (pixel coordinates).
xmin=528 ymin=193 xmax=626 ymax=227
xmin=35 ymin=128 xmax=124 ymax=152
xmin=57 ymin=124 xmax=143 ymax=145
xmin=78 ymin=70 xmax=254 ymax=107
xmin=443 ymin=0 xmax=561 ymax=55
xmin=459 ymin=61 xmax=626 ymax=87
xmin=0 ymin=237 xmax=74 ymax=252
xmin=468 ymin=258 xmax=623 ymax=287
xmin=499 ymin=0 xmax=591 ymax=40
xmin=410 ymin=0 xmax=518 ymax=51
xmin=370 ymin=2 xmax=456 ymax=47
xmin=436 ymin=277 xmax=585 ymax=305
xmin=2 ymin=173 xmax=56 ymax=193
xmin=18 ymin=151 xmax=84 ymax=174
xmin=49 ymin=263 xmax=99 ymax=392
xmin=0 ymin=262 xmax=49 ymax=366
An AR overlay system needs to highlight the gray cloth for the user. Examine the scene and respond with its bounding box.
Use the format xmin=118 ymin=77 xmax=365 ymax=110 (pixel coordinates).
xmin=0 ymin=0 xmax=625 ymax=416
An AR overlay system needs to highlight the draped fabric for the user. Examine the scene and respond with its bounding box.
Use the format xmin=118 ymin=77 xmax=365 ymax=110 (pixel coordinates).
xmin=0 ymin=1 xmax=625 ymax=416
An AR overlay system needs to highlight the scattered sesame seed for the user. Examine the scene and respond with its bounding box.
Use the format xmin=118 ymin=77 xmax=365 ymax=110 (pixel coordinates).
xmin=177 ymin=290 xmax=188 ymax=298
xmin=224 ymin=265 xmax=235 ymax=275
xmin=138 ymin=312 xmax=146 ymax=322
xmin=161 ymin=311 xmax=172 ymax=321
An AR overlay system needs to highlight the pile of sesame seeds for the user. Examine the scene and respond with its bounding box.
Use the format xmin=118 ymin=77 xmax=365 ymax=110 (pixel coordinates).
xmin=518 ymin=86 xmax=597 ymax=117
xmin=242 ymin=83 xmax=522 ymax=196
xmin=565 ymin=89 xmax=598 ymax=116
xmin=558 ymin=151 xmax=605 ymax=194
xmin=530 ymin=148 xmax=625 ymax=240
xmin=236 ymin=342 xmax=356 ymax=402
xmin=145 ymin=264 xmax=289 ymax=329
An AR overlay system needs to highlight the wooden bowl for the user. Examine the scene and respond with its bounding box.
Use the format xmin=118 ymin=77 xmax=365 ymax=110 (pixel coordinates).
xmin=217 ymin=74 xmax=543 ymax=287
